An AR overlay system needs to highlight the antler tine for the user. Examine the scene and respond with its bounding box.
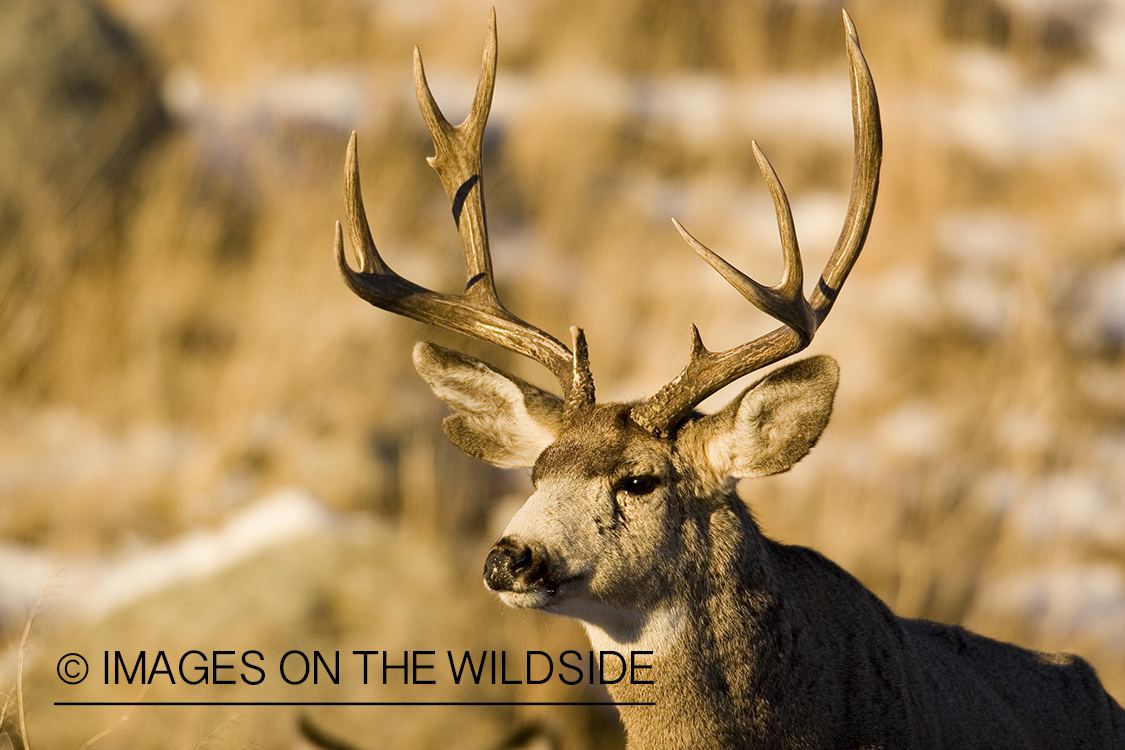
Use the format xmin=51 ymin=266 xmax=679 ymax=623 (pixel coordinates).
xmin=414 ymin=7 xmax=499 ymax=304
xmin=811 ymin=9 xmax=882 ymax=324
xmin=631 ymin=9 xmax=881 ymax=438
xmin=337 ymin=11 xmax=590 ymax=405
xmin=343 ymin=132 xmax=393 ymax=276
xmin=669 ymin=140 xmax=814 ymax=345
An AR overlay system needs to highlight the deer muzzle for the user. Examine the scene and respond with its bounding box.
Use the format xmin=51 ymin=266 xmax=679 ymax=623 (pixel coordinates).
xmin=484 ymin=536 xmax=551 ymax=598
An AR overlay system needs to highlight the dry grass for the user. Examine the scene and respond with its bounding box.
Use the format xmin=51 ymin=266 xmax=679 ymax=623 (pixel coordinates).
xmin=2 ymin=0 xmax=1123 ymax=746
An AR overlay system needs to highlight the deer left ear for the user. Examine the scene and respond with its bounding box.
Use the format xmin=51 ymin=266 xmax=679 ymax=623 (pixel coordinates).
xmin=692 ymin=355 xmax=840 ymax=478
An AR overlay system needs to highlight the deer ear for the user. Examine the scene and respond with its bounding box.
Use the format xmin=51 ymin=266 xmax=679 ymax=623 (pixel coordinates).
xmin=693 ymin=355 xmax=839 ymax=478
xmin=413 ymin=342 xmax=563 ymax=468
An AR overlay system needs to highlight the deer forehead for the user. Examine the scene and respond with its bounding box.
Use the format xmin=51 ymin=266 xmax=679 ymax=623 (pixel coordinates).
xmin=531 ymin=403 xmax=673 ymax=487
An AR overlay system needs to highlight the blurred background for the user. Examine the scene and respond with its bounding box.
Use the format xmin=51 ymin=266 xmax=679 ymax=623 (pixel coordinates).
xmin=1 ymin=0 xmax=1123 ymax=747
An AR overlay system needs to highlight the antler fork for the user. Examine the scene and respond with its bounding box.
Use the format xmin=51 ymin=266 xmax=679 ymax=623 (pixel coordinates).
xmin=335 ymin=9 xmax=595 ymax=411
xmin=630 ymin=10 xmax=882 ymax=437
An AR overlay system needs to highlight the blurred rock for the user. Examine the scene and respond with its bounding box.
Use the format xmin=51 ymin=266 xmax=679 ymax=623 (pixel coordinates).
xmin=0 ymin=0 xmax=167 ymax=222
xmin=0 ymin=0 xmax=169 ymax=392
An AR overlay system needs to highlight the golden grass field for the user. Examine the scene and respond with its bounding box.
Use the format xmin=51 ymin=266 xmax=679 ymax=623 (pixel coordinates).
xmin=2 ymin=0 xmax=1124 ymax=747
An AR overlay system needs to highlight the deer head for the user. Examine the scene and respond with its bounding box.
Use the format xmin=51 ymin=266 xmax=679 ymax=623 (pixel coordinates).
xmin=335 ymin=9 xmax=880 ymax=644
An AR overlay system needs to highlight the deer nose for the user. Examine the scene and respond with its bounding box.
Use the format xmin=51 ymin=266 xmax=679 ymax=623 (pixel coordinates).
xmin=484 ymin=536 xmax=546 ymax=592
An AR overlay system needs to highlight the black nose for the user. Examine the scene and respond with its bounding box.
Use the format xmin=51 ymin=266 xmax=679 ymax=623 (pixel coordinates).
xmin=484 ymin=536 xmax=546 ymax=592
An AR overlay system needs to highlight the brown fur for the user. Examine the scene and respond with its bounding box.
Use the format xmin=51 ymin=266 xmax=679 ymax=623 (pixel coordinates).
xmin=416 ymin=341 xmax=1125 ymax=750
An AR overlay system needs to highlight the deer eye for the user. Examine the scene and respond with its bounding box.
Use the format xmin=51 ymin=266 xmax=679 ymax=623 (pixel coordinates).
xmin=617 ymin=475 xmax=660 ymax=497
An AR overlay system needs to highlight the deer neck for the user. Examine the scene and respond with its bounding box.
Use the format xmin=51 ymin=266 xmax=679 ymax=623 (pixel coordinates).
xmin=582 ymin=495 xmax=795 ymax=749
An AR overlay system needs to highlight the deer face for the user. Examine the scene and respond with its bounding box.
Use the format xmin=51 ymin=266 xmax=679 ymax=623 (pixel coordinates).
xmin=488 ymin=403 xmax=678 ymax=617
xmin=414 ymin=341 xmax=839 ymax=633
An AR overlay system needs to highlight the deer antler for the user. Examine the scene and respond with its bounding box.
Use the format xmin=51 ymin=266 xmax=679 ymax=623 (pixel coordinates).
xmin=335 ymin=9 xmax=595 ymax=411
xmin=630 ymin=9 xmax=882 ymax=437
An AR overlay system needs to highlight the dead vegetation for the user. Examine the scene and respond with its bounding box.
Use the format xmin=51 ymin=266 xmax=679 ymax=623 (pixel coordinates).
xmin=1 ymin=0 xmax=1123 ymax=747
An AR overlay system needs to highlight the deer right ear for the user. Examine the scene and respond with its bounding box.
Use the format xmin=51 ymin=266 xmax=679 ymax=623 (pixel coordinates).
xmin=413 ymin=342 xmax=563 ymax=468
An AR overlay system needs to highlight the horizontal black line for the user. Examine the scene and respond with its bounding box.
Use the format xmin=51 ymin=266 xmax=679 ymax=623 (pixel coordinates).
xmin=54 ymin=701 xmax=655 ymax=707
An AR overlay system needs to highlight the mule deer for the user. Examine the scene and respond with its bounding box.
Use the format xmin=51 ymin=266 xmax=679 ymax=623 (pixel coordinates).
xmin=334 ymin=10 xmax=1125 ymax=749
